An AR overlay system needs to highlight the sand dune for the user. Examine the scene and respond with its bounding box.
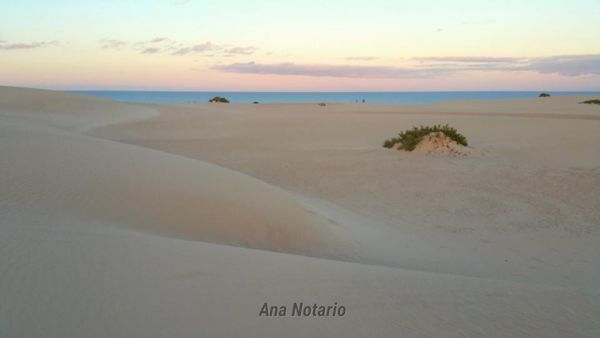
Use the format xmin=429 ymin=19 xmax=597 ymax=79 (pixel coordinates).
xmin=1 ymin=87 xmax=599 ymax=337
xmin=0 ymin=86 xmax=157 ymax=131
xmin=0 ymin=87 xmax=360 ymax=260
xmin=94 ymin=96 xmax=600 ymax=289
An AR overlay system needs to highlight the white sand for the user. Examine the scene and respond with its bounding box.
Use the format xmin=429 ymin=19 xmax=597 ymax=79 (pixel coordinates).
xmin=1 ymin=86 xmax=599 ymax=337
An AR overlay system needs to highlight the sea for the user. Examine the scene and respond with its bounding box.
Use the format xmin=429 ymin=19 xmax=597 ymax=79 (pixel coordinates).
xmin=72 ymin=91 xmax=600 ymax=105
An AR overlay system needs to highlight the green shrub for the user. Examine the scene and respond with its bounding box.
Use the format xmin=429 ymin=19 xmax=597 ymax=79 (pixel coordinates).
xmin=539 ymin=93 xmax=551 ymax=97
xmin=580 ymin=99 xmax=600 ymax=105
xmin=209 ymin=96 xmax=230 ymax=103
xmin=383 ymin=124 xmax=468 ymax=151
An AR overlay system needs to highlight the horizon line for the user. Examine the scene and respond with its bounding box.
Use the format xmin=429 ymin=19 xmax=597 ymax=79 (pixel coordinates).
xmin=69 ymin=89 xmax=600 ymax=93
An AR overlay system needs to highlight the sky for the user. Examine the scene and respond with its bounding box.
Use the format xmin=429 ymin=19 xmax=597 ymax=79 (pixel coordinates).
xmin=1 ymin=0 xmax=599 ymax=91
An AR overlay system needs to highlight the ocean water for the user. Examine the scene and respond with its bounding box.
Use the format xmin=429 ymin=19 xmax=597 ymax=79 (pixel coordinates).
xmin=72 ymin=91 xmax=600 ymax=105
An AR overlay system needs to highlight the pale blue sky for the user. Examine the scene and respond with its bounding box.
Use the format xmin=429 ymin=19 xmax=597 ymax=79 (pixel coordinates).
xmin=1 ymin=0 xmax=599 ymax=90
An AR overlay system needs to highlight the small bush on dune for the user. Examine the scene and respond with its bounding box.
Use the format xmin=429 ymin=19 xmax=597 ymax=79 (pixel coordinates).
xmin=539 ymin=93 xmax=551 ymax=97
xmin=382 ymin=138 xmax=398 ymax=148
xmin=383 ymin=124 xmax=468 ymax=151
xmin=580 ymin=99 xmax=600 ymax=105
xmin=209 ymin=96 xmax=230 ymax=103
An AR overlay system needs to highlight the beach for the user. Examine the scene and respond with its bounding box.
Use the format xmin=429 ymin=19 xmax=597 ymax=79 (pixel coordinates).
xmin=1 ymin=86 xmax=599 ymax=337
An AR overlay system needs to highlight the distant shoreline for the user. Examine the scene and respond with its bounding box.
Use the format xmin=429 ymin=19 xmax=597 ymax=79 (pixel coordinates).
xmin=68 ymin=90 xmax=600 ymax=105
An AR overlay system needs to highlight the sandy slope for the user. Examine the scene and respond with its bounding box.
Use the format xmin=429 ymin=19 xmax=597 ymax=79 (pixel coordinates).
xmin=94 ymin=96 xmax=600 ymax=290
xmin=0 ymin=87 xmax=361 ymax=260
xmin=1 ymin=87 xmax=599 ymax=337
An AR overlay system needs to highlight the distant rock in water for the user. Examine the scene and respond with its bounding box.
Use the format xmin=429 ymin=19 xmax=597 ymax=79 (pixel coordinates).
xmin=539 ymin=93 xmax=551 ymax=97
xmin=253 ymin=101 xmax=259 ymax=104
xmin=209 ymin=96 xmax=230 ymax=103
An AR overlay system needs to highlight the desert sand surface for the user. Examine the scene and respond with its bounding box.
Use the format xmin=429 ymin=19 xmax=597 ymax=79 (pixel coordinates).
xmin=2 ymin=86 xmax=599 ymax=337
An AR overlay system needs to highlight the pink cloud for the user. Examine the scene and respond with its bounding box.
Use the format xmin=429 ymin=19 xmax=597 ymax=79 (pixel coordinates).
xmin=99 ymin=39 xmax=128 ymax=50
xmin=0 ymin=40 xmax=58 ymax=50
xmin=224 ymin=46 xmax=257 ymax=55
xmin=172 ymin=42 xmax=218 ymax=55
xmin=214 ymin=55 xmax=600 ymax=79
xmin=141 ymin=47 xmax=161 ymax=54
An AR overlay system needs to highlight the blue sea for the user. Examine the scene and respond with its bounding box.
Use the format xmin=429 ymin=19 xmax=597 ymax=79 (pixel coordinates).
xmin=72 ymin=91 xmax=600 ymax=105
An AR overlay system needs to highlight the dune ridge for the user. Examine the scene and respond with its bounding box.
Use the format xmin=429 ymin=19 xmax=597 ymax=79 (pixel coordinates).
xmin=0 ymin=86 xmax=363 ymax=261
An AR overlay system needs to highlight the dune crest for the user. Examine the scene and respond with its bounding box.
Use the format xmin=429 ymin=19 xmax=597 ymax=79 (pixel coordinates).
xmin=0 ymin=86 xmax=356 ymax=261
